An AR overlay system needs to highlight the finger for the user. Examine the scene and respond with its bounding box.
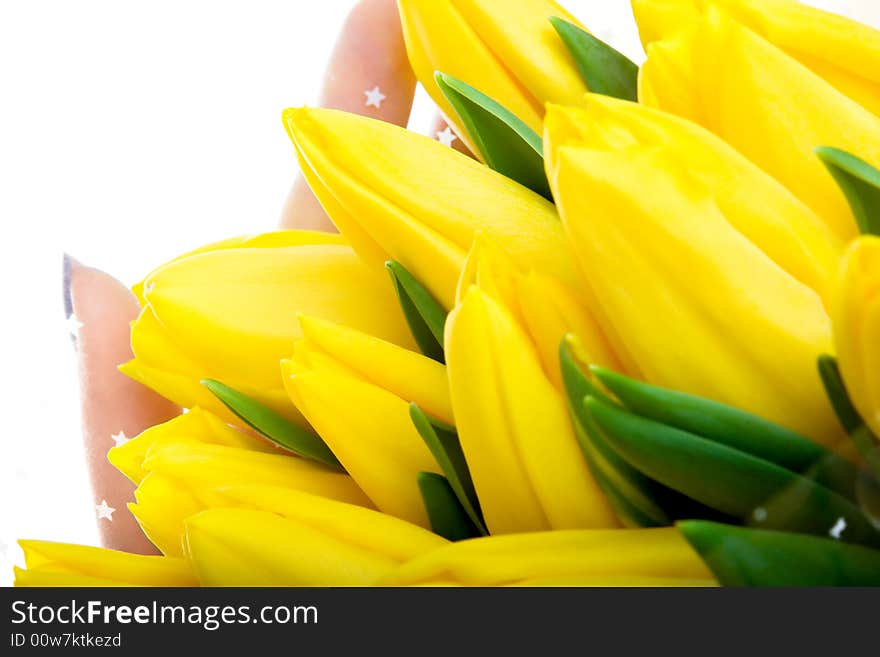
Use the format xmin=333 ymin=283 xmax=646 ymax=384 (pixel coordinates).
xmin=429 ymin=113 xmax=475 ymax=158
xmin=280 ymin=0 xmax=417 ymax=230
xmin=64 ymin=255 xmax=179 ymax=554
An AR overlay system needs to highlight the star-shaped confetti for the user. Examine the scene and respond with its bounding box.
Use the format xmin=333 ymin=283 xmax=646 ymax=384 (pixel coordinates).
xmin=111 ymin=430 xmax=129 ymax=447
xmin=65 ymin=313 xmax=84 ymax=337
xmin=95 ymin=499 xmax=115 ymax=521
xmin=829 ymin=517 xmax=846 ymax=540
xmin=436 ymin=126 xmax=458 ymax=147
xmin=364 ymin=85 xmax=386 ymax=108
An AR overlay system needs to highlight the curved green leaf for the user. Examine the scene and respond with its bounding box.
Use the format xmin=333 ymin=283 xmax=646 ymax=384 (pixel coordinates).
xmin=410 ymin=404 xmax=487 ymax=535
xmin=816 ymin=146 xmax=880 ymax=236
xmin=417 ymin=472 xmax=482 ymax=541
xmin=201 ymin=379 xmax=342 ymax=470
xmin=591 ymin=365 xmax=859 ymax=501
xmin=385 ymin=260 xmax=446 ymax=363
xmin=679 ymin=521 xmax=880 ymax=586
xmin=434 ymin=72 xmax=551 ymax=200
xmin=818 ymin=354 xmax=880 ymax=463
xmin=586 ymin=396 xmax=880 ymax=548
xmin=550 ymin=17 xmax=638 ymax=102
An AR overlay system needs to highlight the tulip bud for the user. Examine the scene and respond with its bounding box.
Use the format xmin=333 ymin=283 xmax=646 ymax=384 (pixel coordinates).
xmin=632 ymin=0 xmax=880 ymax=116
xmin=638 ymin=7 xmax=880 ymax=241
xmin=833 ymin=236 xmax=880 ymax=438
xmin=14 ymin=540 xmax=196 ymax=586
xmin=397 ymin=0 xmax=589 ymax=141
xmin=456 ymin=233 xmax=623 ymax=389
xmin=184 ymin=487 xmax=447 ymax=586
xmin=282 ymin=323 xmax=444 ymax=527
xmin=284 ymin=107 xmax=576 ymax=309
xmin=120 ymin=230 xmax=415 ymax=427
xmin=445 ymin=284 xmax=617 ymax=534
xmin=544 ymin=98 xmax=842 ymax=307
xmin=379 ymin=527 xmax=714 ymax=585
xmin=109 ymin=409 xmax=371 ymax=556
xmin=546 ymin=138 xmax=842 ymax=449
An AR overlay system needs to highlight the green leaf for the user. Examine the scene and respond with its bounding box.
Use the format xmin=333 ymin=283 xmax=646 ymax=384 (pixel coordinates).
xmin=559 ymin=341 xmax=670 ymax=527
xmin=201 ymin=379 xmax=343 ymax=470
xmin=816 ymin=146 xmax=880 ymax=235
xmin=410 ymin=404 xmax=487 ymax=535
xmin=818 ymin=354 xmax=864 ymax=434
xmin=679 ymin=521 xmax=880 ymax=586
xmin=550 ymin=17 xmax=639 ymax=102
xmin=818 ymin=355 xmax=880 ymax=463
xmin=417 ymin=472 xmax=482 ymax=542
xmin=591 ymin=365 xmax=859 ymax=502
xmin=559 ymin=341 xmax=729 ymax=526
xmin=385 ymin=261 xmax=447 ymax=363
xmin=435 ymin=72 xmax=551 ymax=200
xmin=586 ymin=396 xmax=880 ymax=548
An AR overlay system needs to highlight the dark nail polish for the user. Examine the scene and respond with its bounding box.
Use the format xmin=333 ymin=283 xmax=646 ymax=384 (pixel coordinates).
xmin=62 ymin=252 xmax=74 ymax=319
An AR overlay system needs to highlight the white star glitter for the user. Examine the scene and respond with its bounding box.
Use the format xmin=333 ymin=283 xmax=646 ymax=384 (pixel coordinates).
xmin=143 ymin=281 xmax=155 ymax=295
xmin=829 ymin=517 xmax=846 ymax=540
xmin=436 ymin=126 xmax=458 ymax=147
xmin=364 ymin=85 xmax=386 ymax=108
xmin=65 ymin=313 xmax=84 ymax=337
xmin=752 ymin=507 xmax=767 ymax=522
xmin=95 ymin=500 xmax=115 ymax=521
xmin=111 ymin=430 xmax=129 ymax=447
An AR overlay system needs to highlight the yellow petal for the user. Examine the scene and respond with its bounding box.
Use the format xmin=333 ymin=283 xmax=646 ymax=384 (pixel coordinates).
xmin=446 ymin=286 xmax=617 ymax=534
xmin=544 ymin=98 xmax=843 ymax=306
xmin=549 ymin=144 xmax=842 ymax=449
xmin=126 ymin=234 xmax=414 ymax=425
xmin=833 ymin=236 xmax=880 ymax=437
xmin=109 ymin=407 xmax=274 ymax=485
xmin=297 ymin=314 xmax=453 ymax=425
xmin=397 ymin=0 xmax=587 ymax=142
xmin=142 ymin=442 xmax=371 ymax=507
xmin=283 ymin=361 xmax=440 ymax=527
xmin=216 ymin=486 xmax=447 ymax=562
xmin=284 ymin=107 xmax=573 ymax=309
xmin=184 ymin=509 xmax=395 ymax=586
xmin=640 ymin=8 xmax=880 ymax=241
xmin=633 ymin=0 xmax=880 ymax=116
xmin=15 ymin=540 xmax=196 ymax=587
xmin=379 ymin=527 xmax=712 ymax=585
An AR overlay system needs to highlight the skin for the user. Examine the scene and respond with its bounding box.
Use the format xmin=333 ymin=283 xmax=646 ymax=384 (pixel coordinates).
xmin=68 ymin=0 xmax=470 ymax=553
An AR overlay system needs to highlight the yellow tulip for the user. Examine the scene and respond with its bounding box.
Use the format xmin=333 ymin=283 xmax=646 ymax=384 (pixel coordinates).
xmin=638 ymin=7 xmax=880 ymax=241
xmin=546 ymin=141 xmax=843 ymax=449
xmin=632 ymin=0 xmax=880 ymax=116
xmin=296 ymin=314 xmax=453 ymax=424
xmin=14 ymin=540 xmax=196 ymax=587
xmin=184 ymin=493 xmax=447 ymax=586
xmin=544 ymin=98 xmax=842 ymax=306
xmin=284 ymin=107 xmax=576 ymax=309
xmin=397 ymin=0 xmax=589 ymax=141
xmin=833 ymin=236 xmax=880 ymax=438
xmin=120 ymin=230 xmax=415 ymax=426
xmin=109 ymin=410 xmax=372 ymax=556
xmin=108 ymin=406 xmax=274 ymax=485
xmin=282 ymin=341 xmax=441 ymax=528
xmin=445 ymin=284 xmax=617 ymax=534
xmin=379 ymin=527 xmax=715 ymax=585
xmin=456 ymin=233 xmax=622 ymax=388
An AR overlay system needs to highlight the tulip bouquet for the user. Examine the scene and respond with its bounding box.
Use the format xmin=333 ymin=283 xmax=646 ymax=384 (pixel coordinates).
xmin=15 ymin=0 xmax=880 ymax=587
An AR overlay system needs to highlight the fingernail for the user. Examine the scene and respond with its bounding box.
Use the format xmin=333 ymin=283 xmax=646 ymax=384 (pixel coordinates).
xmin=63 ymin=253 xmax=84 ymax=345
xmin=62 ymin=253 xmax=74 ymax=318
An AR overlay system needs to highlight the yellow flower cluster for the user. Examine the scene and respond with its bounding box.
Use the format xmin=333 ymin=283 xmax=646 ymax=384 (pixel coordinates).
xmin=15 ymin=0 xmax=880 ymax=586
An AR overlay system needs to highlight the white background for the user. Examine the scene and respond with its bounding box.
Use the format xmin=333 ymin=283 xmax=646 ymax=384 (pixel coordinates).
xmin=0 ymin=0 xmax=877 ymax=585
